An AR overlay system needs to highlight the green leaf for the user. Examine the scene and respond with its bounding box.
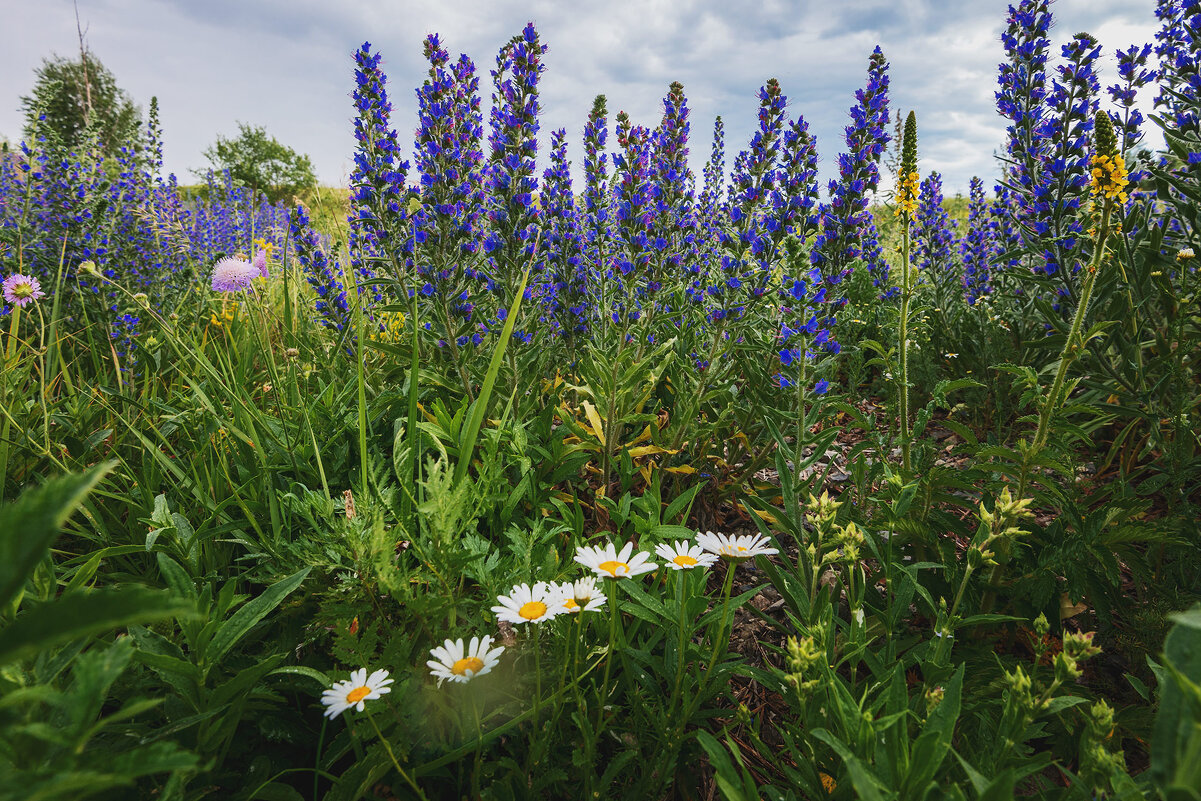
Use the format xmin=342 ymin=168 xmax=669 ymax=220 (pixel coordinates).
xmin=203 ymin=568 xmax=310 ymax=672
xmin=0 ymin=586 xmax=187 ymax=666
xmin=0 ymin=464 xmax=113 ymax=611
xmin=454 ymin=268 xmax=530 ymax=486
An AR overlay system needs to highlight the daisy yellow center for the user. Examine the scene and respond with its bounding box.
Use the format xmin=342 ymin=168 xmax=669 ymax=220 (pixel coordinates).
xmin=451 ymin=656 xmax=485 ymax=676
xmin=563 ymin=598 xmax=580 ymax=611
xmin=345 ymin=685 xmax=372 ymax=704
xmin=519 ymin=601 xmax=548 ymax=620
xmin=598 ymin=560 xmax=629 ymax=576
xmin=736 ymin=546 xmax=748 ymax=552
xmin=673 ymin=555 xmax=698 ymax=567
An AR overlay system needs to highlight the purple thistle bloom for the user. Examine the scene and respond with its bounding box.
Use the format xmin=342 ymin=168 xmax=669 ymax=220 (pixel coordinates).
xmin=210 ymin=257 xmax=258 ymax=292
xmin=2 ymin=274 xmax=45 ymax=307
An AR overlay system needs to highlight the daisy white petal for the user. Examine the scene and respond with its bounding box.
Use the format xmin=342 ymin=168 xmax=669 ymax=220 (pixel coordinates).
xmin=655 ymin=540 xmax=719 ymax=570
xmin=696 ymin=531 xmax=779 ymax=563
xmin=427 ymin=635 xmax=505 ymax=686
xmin=492 ymin=581 xmax=561 ymax=624
xmin=320 ymin=667 xmax=393 ymax=719
xmin=554 ymin=578 xmax=606 ymax=614
xmin=574 ymin=541 xmax=658 ymax=579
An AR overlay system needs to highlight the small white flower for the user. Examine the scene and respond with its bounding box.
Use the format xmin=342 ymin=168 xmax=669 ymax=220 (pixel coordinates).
xmin=574 ymin=541 xmax=657 ymax=579
xmin=427 ymin=635 xmax=505 ymax=687
xmin=654 ymin=540 xmax=719 ymax=570
xmin=695 ymin=531 xmax=779 ymax=563
xmin=492 ymin=582 xmax=562 ymax=624
xmin=321 ymin=668 xmax=393 ymax=719
xmin=555 ymin=577 xmax=606 ymax=614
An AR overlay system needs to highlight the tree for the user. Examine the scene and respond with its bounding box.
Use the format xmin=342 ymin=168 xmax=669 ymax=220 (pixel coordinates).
xmin=198 ymin=123 xmax=317 ymax=203
xmin=20 ymin=49 xmax=140 ymax=159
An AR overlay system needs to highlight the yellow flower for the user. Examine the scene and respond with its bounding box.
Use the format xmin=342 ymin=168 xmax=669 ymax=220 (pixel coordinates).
xmin=895 ymin=170 xmax=920 ymax=217
xmin=1089 ymin=153 xmax=1129 ymax=205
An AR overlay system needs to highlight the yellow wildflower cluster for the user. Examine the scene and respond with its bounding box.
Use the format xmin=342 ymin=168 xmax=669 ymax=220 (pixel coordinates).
xmin=253 ymin=237 xmax=275 ymax=258
xmin=1089 ymin=153 xmax=1129 ymax=205
xmin=895 ymin=170 xmax=920 ymax=217
xmin=371 ymin=310 xmax=407 ymax=344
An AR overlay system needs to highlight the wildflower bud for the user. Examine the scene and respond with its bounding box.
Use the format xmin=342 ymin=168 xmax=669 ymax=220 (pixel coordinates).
xmin=1094 ymin=110 xmax=1119 ymax=161
xmin=896 ymin=111 xmax=920 ymax=217
xmin=1087 ymin=700 xmax=1115 ymax=738
xmin=1034 ymin=613 xmax=1050 ymax=638
xmin=1064 ymin=630 xmax=1101 ymax=661
xmin=925 ymin=685 xmax=945 ymax=713
xmin=285 ymin=347 xmax=300 ymax=359
xmin=967 ymin=546 xmax=984 ymax=570
xmin=1054 ymin=651 xmax=1082 ymax=683
xmin=79 ymin=260 xmax=99 ymax=276
xmin=785 ymin=635 xmax=822 ymax=673
xmin=997 ymin=487 xmax=1034 ymax=520
xmin=1178 ymin=247 xmax=1195 ymax=261
xmin=132 ymin=292 xmax=150 ymax=308
xmin=1003 ymin=665 xmax=1034 ymax=711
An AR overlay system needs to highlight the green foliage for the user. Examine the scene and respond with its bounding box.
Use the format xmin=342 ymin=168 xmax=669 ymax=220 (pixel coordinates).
xmin=20 ymin=49 xmax=140 ymax=159
xmin=1152 ymin=606 xmax=1201 ymax=799
xmin=199 ymin=122 xmax=317 ymax=203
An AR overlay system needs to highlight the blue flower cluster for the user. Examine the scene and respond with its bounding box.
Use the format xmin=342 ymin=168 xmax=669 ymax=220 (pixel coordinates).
xmin=912 ymin=172 xmax=958 ymax=280
xmin=1 ymin=97 xmax=288 ymax=362
xmin=961 ymin=177 xmax=996 ymax=305
xmin=811 ymin=47 xmax=891 ymax=288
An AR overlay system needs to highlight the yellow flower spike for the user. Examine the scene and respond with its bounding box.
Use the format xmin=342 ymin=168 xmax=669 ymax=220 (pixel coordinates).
xmin=895 ymin=170 xmax=920 ymax=218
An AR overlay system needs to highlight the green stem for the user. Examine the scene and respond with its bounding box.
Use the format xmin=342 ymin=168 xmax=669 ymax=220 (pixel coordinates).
xmin=0 ymin=305 xmax=24 ymax=503
xmin=983 ymin=200 xmax=1114 ymax=608
xmin=364 ymin=709 xmax=429 ymax=801
xmin=898 ymin=212 xmax=913 ymax=474
xmin=595 ymin=578 xmax=620 ymax=733
xmin=704 ymin=562 xmax=737 ymax=679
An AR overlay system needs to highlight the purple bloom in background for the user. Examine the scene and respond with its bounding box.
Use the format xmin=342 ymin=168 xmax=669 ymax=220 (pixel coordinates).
xmin=2 ymin=274 xmax=45 ymax=307
xmin=253 ymin=249 xmax=268 ymax=279
xmin=210 ymin=258 xmax=258 ymax=292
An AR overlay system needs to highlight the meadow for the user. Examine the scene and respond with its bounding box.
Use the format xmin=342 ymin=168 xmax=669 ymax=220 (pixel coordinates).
xmin=1 ymin=1 xmax=1200 ymax=799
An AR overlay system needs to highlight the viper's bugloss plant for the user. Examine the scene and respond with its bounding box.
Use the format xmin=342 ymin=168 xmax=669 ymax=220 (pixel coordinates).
xmin=961 ymin=177 xmax=996 ymax=305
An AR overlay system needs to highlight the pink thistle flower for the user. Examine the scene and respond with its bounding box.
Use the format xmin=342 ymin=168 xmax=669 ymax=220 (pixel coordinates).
xmin=2 ymin=274 xmax=45 ymax=307
xmin=253 ymin=249 xmax=268 ymax=279
xmin=210 ymin=258 xmax=258 ymax=292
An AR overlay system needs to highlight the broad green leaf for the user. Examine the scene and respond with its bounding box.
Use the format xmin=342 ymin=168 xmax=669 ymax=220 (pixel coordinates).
xmin=0 ymin=586 xmax=187 ymax=666
xmin=203 ymin=567 xmax=310 ymax=671
xmin=0 ymin=463 xmax=113 ymax=610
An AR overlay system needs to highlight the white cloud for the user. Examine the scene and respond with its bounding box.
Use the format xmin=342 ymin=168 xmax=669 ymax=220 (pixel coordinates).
xmin=0 ymin=0 xmax=1161 ymax=197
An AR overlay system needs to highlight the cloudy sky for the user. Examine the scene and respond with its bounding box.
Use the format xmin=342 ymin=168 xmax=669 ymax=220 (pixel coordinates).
xmin=0 ymin=0 xmax=1163 ymax=198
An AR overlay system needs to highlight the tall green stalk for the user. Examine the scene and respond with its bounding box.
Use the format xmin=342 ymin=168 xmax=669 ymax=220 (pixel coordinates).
xmin=983 ymin=111 xmax=1125 ymax=606
xmin=895 ymin=111 xmax=920 ymax=474
xmin=0 ymin=305 xmax=24 ymax=503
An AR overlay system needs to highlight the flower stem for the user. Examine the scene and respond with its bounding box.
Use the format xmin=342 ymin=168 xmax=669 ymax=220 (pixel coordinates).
xmin=364 ymin=709 xmax=429 ymax=801
xmin=0 ymin=305 xmax=24 ymax=503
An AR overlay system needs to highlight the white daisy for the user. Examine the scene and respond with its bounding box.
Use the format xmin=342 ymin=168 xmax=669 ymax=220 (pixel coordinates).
xmin=555 ymin=577 xmax=606 ymax=614
xmin=654 ymin=540 xmax=719 ymax=570
xmin=427 ymin=635 xmax=505 ymax=687
xmin=695 ymin=531 xmax=779 ymax=563
xmin=574 ymin=541 xmax=657 ymax=579
xmin=321 ymin=668 xmax=393 ymax=719
xmin=492 ymin=581 xmax=562 ymax=625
